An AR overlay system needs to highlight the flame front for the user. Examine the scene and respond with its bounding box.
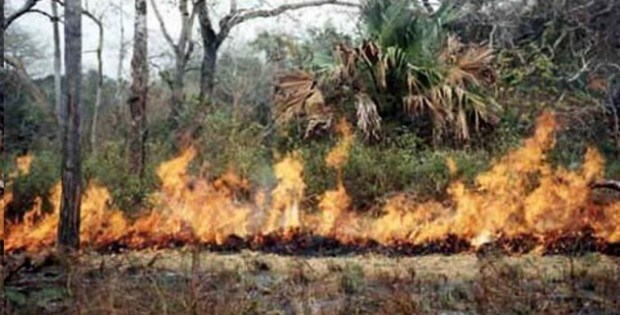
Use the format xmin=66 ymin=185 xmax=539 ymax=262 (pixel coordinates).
xmin=5 ymin=112 xmax=620 ymax=253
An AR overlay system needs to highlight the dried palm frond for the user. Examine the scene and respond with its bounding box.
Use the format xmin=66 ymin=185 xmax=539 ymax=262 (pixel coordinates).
xmin=273 ymin=70 xmax=333 ymax=138
xmin=356 ymin=93 xmax=382 ymax=140
xmin=442 ymin=36 xmax=496 ymax=87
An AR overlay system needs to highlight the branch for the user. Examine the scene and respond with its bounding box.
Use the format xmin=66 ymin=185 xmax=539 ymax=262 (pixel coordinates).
xmin=179 ymin=0 xmax=199 ymax=61
xmin=150 ymin=0 xmax=177 ymax=52
xmin=4 ymin=0 xmax=43 ymax=30
xmin=27 ymin=9 xmax=57 ymax=21
xmin=5 ymin=56 xmax=53 ymax=113
xmin=217 ymin=0 xmax=359 ymax=44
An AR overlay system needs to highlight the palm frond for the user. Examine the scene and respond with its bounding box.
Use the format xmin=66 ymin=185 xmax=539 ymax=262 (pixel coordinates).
xmin=356 ymin=93 xmax=382 ymax=140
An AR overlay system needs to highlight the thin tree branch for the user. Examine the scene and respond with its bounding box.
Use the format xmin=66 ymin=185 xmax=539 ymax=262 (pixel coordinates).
xmin=150 ymin=0 xmax=177 ymax=52
xmin=27 ymin=9 xmax=57 ymax=21
xmin=217 ymin=0 xmax=359 ymax=44
xmin=4 ymin=0 xmax=43 ymax=30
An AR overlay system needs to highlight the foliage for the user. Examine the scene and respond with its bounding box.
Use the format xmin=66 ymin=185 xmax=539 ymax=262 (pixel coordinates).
xmin=274 ymin=0 xmax=501 ymax=145
xmin=7 ymin=151 xmax=60 ymax=220
xmin=84 ymin=142 xmax=159 ymax=213
xmin=195 ymin=108 xmax=273 ymax=186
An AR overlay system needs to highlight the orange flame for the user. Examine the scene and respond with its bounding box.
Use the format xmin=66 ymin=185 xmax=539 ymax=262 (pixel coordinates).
xmin=4 ymin=111 xmax=620 ymax=253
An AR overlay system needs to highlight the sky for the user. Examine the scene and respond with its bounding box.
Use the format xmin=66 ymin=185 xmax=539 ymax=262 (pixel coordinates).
xmin=6 ymin=0 xmax=361 ymax=78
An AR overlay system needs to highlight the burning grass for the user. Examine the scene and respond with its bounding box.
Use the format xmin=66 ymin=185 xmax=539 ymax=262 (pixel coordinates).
xmin=4 ymin=251 xmax=620 ymax=314
xmin=4 ymin=112 xmax=620 ymax=255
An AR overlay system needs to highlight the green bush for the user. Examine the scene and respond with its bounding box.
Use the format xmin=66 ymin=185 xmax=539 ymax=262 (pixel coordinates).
xmin=195 ymin=108 xmax=274 ymax=187
xmin=84 ymin=141 xmax=159 ymax=214
xmin=7 ymin=151 xmax=60 ymax=219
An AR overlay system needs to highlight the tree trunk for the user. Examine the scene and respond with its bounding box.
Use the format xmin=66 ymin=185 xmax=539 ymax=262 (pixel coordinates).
xmin=612 ymin=83 xmax=620 ymax=152
xmin=1 ymin=0 xmax=6 ymax=269
xmin=114 ymin=0 xmax=126 ymax=126
xmin=90 ymin=16 xmax=104 ymax=156
xmin=128 ymin=0 xmax=148 ymax=178
xmin=58 ymin=0 xmax=82 ymax=251
xmin=169 ymin=58 xmax=185 ymax=126
xmin=51 ymin=0 xmax=62 ymax=125
xmin=199 ymin=41 xmax=217 ymax=102
xmin=151 ymin=0 xmax=197 ymax=124
xmin=197 ymin=1 xmax=219 ymax=103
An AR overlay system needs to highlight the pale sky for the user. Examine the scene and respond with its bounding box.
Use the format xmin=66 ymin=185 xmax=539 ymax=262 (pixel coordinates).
xmin=6 ymin=0 xmax=361 ymax=78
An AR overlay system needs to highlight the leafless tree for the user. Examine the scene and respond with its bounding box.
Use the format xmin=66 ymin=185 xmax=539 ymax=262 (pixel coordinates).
xmin=51 ymin=0 xmax=62 ymax=126
xmin=196 ymin=0 xmax=359 ymax=102
xmin=1 ymin=0 xmax=6 ymax=274
xmin=151 ymin=0 xmax=198 ymax=126
xmin=128 ymin=0 xmax=149 ymax=177
xmin=84 ymin=10 xmax=105 ymax=156
xmin=115 ymin=0 xmax=127 ymax=108
xmin=58 ymin=0 xmax=83 ymax=251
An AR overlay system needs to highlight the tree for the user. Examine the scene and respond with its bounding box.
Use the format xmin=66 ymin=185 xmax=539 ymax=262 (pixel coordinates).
xmin=51 ymin=0 xmax=62 ymax=125
xmin=151 ymin=0 xmax=198 ymax=126
xmin=84 ymin=10 xmax=105 ymax=156
xmin=127 ymin=0 xmax=148 ymax=178
xmin=612 ymin=82 xmax=620 ymax=152
xmin=1 ymin=0 xmax=6 ymax=268
xmin=196 ymin=0 xmax=359 ymax=102
xmin=113 ymin=0 xmax=128 ymax=125
xmin=57 ymin=0 xmax=82 ymax=251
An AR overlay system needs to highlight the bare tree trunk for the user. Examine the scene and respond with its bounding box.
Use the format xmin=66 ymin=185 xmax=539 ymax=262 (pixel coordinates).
xmin=114 ymin=0 xmax=127 ymax=126
xmin=151 ymin=0 xmax=196 ymax=126
xmin=199 ymin=40 xmax=217 ymax=102
xmin=170 ymin=58 xmax=186 ymax=123
xmin=89 ymin=14 xmax=104 ymax=156
xmin=128 ymin=0 xmax=148 ymax=178
xmin=196 ymin=1 xmax=221 ymax=103
xmin=612 ymin=83 xmax=620 ymax=153
xmin=58 ymin=0 xmax=82 ymax=251
xmin=51 ymin=0 xmax=62 ymax=125
xmin=1 ymin=0 xmax=6 ymax=274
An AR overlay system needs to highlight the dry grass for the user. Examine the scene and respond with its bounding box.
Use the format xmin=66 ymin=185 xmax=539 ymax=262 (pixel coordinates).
xmin=4 ymin=250 xmax=620 ymax=314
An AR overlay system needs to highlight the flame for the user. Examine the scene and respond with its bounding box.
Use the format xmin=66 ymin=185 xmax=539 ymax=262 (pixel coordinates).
xmin=265 ymin=153 xmax=305 ymax=233
xmin=325 ymin=117 xmax=354 ymax=169
xmin=317 ymin=118 xmax=355 ymax=236
xmin=5 ymin=111 xmax=620 ymax=254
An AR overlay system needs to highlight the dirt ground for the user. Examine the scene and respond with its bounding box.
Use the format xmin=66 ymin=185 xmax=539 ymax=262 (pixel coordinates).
xmin=4 ymin=250 xmax=620 ymax=314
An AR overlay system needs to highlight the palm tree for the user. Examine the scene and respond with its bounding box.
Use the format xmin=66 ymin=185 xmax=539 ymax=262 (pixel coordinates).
xmin=274 ymin=0 xmax=500 ymax=144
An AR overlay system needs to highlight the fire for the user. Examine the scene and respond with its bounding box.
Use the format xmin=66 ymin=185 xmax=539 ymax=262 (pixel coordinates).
xmin=265 ymin=153 xmax=306 ymax=233
xmin=4 ymin=111 xmax=620 ymax=254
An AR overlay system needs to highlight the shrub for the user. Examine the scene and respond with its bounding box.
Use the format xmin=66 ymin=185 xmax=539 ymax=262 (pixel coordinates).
xmin=84 ymin=142 xmax=159 ymax=214
xmin=7 ymin=151 xmax=60 ymax=220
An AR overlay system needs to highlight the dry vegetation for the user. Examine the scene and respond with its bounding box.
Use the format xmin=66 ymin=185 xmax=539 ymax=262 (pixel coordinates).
xmin=4 ymin=251 xmax=620 ymax=314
